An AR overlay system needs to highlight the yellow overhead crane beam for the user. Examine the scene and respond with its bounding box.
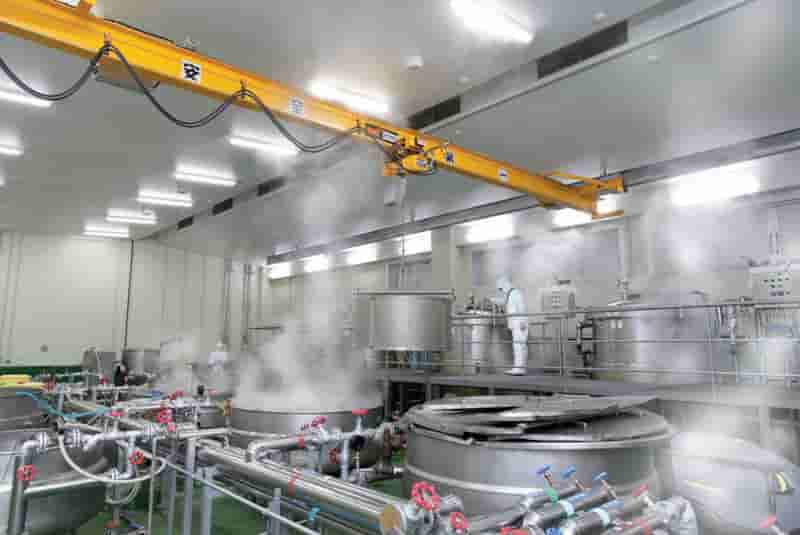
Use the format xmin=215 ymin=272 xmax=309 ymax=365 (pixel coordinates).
xmin=0 ymin=0 xmax=624 ymax=215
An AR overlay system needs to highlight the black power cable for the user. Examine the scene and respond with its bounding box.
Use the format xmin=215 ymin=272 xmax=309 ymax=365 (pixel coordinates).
xmin=0 ymin=43 xmax=360 ymax=153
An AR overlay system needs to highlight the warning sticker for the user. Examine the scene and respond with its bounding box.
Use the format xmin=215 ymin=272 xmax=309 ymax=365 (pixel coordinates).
xmin=498 ymin=168 xmax=509 ymax=183
xmin=444 ymin=151 xmax=455 ymax=166
xmin=288 ymin=97 xmax=305 ymax=117
xmin=380 ymin=130 xmax=400 ymax=144
xmin=181 ymin=60 xmax=202 ymax=84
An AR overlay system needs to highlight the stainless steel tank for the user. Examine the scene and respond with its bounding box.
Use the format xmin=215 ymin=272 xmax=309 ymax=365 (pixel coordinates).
xmin=0 ymin=428 xmax=108 ymax=535
xmin=122 ymin=348 xmax=160 ymax=376
xmin=587 ymin=292 xmax=727 ymax=384
xmin=453 ymin=311 xmax=513 ymax=374
xmin=403 ymin=395 xmax=673 ymax=515
xmin=353 ymin=290 xmax=453 ymax=352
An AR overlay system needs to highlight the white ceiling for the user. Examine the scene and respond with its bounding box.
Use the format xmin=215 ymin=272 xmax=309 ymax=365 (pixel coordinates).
xmin=156 ymin=0 xmax=800 ymax=260
xmin=1 ymin=0 xmax=798 ymax=263
xmin=0 ymin=0 xmax=664 ymax=239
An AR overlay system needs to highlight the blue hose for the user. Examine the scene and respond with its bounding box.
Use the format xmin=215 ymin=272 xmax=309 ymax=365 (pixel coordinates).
xmin=15 ymin=391 xmax=108 ymax=421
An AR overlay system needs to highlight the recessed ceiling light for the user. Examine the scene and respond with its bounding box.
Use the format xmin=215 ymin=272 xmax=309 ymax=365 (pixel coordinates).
xmin=406 ymin=56 xmax=425 ymax=71
xmin=593 ymin=11 xmax=608 ymax=24
xmin=137 ymin=189 xmax=193 ymax=208
xmin=0 ymin=88 xmax=52 ymax=109
xmin=84 ymin=224 xmax=130 ymax=239
xmin=303 ymin=254 xmax=330 ymax=273
xmin=451 ymin=0 xmax=534 ymax=44
xmin=228 ymin=136 xmax=300 ymax=157
xmin=553 ymin=209 xmax=593 ymax=228
xmin=174 ymin=167 xmax=237 ymax=187
xmin=0 ymin=145 xmax=23 ymax=157
xmin=671 ymin=162 xmax=759 ymax=206
xmin=106 ymin=208 xmax=158 ymax=226
xmin=309 ymin=81 xmax=390 ymax=116
xmin=458 ymin=75 xmax=471 ymax=85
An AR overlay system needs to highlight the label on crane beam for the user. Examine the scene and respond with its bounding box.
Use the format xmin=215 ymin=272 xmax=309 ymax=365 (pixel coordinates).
xmin=181 ymin=60 xmax=202 ymax=84
xmin=289 ymin=97 xmax=305 ymax=117
xmin=498 ymin=168 xmax=509 ymax=183
xmin=444 ymin=151 xmax=455 ymax=166
xmin=380 ymin=130 xmax=400 ymax=144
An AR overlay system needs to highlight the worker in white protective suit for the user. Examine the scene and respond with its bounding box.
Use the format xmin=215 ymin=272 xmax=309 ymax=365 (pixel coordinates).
xmin=208 ymin=341 xmax=229 ymax=372
xmin=492 ymin=275 xmax=529 ymax=375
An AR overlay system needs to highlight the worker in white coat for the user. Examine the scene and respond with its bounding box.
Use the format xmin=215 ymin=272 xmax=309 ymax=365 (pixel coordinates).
xmin=493 ymin=275 xmax=529 ymax=375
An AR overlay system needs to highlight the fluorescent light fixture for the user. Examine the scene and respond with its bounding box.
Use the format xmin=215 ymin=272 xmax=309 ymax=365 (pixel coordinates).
xmin=174 ymin=168 xmax=237 ymax=187
xmin=309 ymin=82 xmax=389 ymax=116
xmin=106 ymin=209 xmax=157 ymax=226
xmin=553 ymin=209 xmax=592 ymax=228
xmin=0 ymin=144 xmax=23 ymax=157
xmin=671 ymin=162 xmax=760 ymax=206
xmin=451 ymin=0 xmax=534 ymax=44
xmin=268 ymin=262 xmax=292 ymax=280
xmin=345 ymin=243 xmax=379 ymax=266
xmin=0 ymin=88 xmax=52 ymax=109
xmin=399 ymin=231 xmax=432 ymax=256
xmin=84 ymin=224 xmax=130 ymax=239
xmin=229 ymin=136 xmax=299 ymax=157
xmin=303 ymin=254 xmax=330 ymax=274
xmin=137 ymin=189 xmax=193 ymax=208
xmin=463 ymin=214 xmax=514 ymax=244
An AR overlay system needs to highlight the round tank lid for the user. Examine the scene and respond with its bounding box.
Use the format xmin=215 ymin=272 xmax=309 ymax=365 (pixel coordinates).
xmin=407 ymin=394 xmax=669 ymax=442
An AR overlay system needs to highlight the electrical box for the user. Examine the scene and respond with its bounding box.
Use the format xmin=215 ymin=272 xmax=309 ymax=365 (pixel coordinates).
xmin=749 ymin=264 xmax=800 ymax=299
xmin=539 ymin=280 xmax=577 ymax=313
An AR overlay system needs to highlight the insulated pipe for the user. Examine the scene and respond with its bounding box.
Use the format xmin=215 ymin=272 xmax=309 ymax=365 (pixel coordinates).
xmin=559 ymin=495 xmax=648 ymax=535
xmin=245 ymin=436 xmax=307 ymax=462
xmin=202 ymin=442 xmax=400 ymax=509
xmin=24 ymin=477 xmax=105 ymax=498
xmin=468 ymin=483 xmax=581 ymax=533
xmin=523 ymin=487 xmax=614 ymax=530
xmin=201 ymin=444 xmax=386 ymax=523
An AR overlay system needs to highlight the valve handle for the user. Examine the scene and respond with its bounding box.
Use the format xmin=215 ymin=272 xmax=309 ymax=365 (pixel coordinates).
xmin=156 ymin=408 xmax=172 ymax=424
xmin=562 ymin=466 xmax=577 ymax=479
xmin=16 ymin=465 xmax=36 ymax=482
xmin=352 ymin=409 xmax=369 ymax=417
xmin=311 ymin=416 xmax=327 ymax=427
xmin=450 ymin=512 xmax=469 ymax=533
xmin=411 ymin=481 xmax=441 ymax=512
xmin=109 ymin=410 xmax=122 ymax=418
xmin=632 ymin=484 xmax=649 ymax=498
xmin=594 ymin=472 xmax=608 ymax=483
xmin=760 ymin=516 xmax=778 ymax=530
xmin=129 ymin=450 xmax=145 ymax=466
xmin=537 ymin=464 xmax=552 ymax=476
xmin=169 ymin=390 xmax=184 ymax=401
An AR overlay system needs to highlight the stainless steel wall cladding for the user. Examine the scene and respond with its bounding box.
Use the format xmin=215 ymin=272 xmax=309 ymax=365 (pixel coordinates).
xmin=588 ymin=293 xmax=730 ymax=385
xmin=353 ymin=290 xmax=454 ymax=352
xmin=0 ymin=429 xmax=107 ymax=535
xmin=403 ymin=395 xmax=673 ymax=515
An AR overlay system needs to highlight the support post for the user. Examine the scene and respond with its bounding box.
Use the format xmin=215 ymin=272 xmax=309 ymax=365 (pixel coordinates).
xmin=182 ymin=439 xmax=197 ymax=535
xmin=200 ymin=468 xmax=215 ymax=535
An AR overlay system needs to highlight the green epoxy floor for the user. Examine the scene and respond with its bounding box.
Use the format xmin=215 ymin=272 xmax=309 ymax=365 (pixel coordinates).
xmin=77 ymin=479 xmax=405 ymax=535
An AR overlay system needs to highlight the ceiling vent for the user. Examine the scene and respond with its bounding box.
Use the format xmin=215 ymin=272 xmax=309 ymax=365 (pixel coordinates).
xmin=212 ymin=198 xmax=234 ymax=215
xmin=408 ymin=96 xmax=462 ymax=130
xmin=537 ymin=21 xmax=628 ymax=78
xmin=257 ymin=178 xmax=287 ymax=197
xmin=177 ymin=216 xmax=194 ymax=230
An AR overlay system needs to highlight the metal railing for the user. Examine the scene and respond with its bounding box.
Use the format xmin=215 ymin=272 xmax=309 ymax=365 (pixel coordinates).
xmin=367 ymin=299 xmax=800 ymax=387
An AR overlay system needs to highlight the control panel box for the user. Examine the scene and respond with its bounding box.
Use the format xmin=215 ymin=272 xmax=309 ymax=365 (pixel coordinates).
xmin=750 ymin=264 xmax=799 ymax=299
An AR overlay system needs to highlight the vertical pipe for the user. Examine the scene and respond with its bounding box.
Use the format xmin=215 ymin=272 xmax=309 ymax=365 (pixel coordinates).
xmin=383 ymin=379 xmax=391 ymax=421
xmin=166 ymin=445 xmax=178 ymax=535
xmin=147 ymin=437 xmax=158 ymax=535
xmin=182 ymin=439 xmax=197 ymax=535
xmin=7 ymin=448 xmax=33 ymax=535
xmin=200 ymin=468 xmax=214 ymax=535
xmin=340 ymin=437 xmax=350 ymax=482
xmin=122 ymin=239 xmax=135 ymax=350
